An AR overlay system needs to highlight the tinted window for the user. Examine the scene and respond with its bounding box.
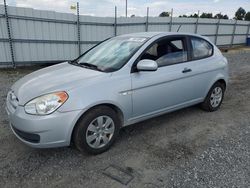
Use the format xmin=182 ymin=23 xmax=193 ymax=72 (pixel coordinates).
xmin=191 ymin=37 xmax=213 ymax=59
xmin=140 ymin=38 xmax=187 ymax=67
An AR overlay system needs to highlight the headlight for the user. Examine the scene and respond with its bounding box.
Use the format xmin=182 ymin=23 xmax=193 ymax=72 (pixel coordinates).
xmin=24 ymin=91 xmax=68 ymax=115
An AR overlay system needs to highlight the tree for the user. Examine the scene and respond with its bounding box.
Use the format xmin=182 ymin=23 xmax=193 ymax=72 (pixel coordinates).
xmin=214 ymin=13 xmax=223 ymax=19
xmin=130 ymin=14 xmax=135 ymax=18
xmin=179 ymin=15 xmax=187 ymax=18
xmin=200 ymin=12 xmax=213 ymax=18
xmin=189 ymin=13 xmax=199 ymax=18
xmin=235 ymin=7 xmax=246 ymax=20
xmin=159 ymin=12 xmax=170 ymax=17
xmin=214 ymin=13 xmax=229 ymax=19
xmin=223 ymin=15 xmax=229 ymax=19
xmin=245 ymin=12 xmax=250 ymax=21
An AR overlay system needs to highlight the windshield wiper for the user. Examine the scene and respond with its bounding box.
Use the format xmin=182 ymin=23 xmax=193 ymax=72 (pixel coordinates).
xmin=79 ymin=62 xmax=98 ymax=69
xmin=79 ymin=62 xmax=104 ymax=72
xmin=68 ymin=60 xmax=78 ymax=65
xmin=69 ymin=60 xmax=104 ymax=72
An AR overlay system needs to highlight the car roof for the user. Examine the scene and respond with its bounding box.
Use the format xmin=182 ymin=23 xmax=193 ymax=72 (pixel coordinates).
xmin=121 ymin=32 xmax=164 ymax=38
xmin=120 ymin=32 xmax=206 ymax=39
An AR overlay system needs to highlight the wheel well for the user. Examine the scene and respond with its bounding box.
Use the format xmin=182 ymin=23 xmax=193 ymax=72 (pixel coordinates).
xmin=70 ymin=104 xmax=124 ymax=144
xmin=97 ymin=103 xmax=124 ymax=123
xmin=217 ymin=79 xmax=226 ymax=89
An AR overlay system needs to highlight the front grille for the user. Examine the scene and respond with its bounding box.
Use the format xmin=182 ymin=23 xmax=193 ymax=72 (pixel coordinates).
xmin=12 ymin=126 xmax=40 ymax=143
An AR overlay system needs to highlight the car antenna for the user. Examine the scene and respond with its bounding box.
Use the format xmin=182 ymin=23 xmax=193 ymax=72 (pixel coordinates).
xmin=177 ymin=25 xmax=182 ymax=32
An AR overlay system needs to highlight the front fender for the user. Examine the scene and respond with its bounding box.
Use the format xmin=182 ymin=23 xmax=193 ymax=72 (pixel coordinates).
xmin=57 ymin=74 xmax=132 ymax=124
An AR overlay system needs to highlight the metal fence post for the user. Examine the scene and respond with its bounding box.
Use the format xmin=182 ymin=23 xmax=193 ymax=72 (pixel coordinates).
xmin=169 ymin=8 xmax=173 ymax=32
xmin=114 ymin=6 xmax=117 ymax=36
xmin=230 ymin=19 xmax=237 ymax=48
xmin=215 ymin=15 xmax=221 ymax=45
xmin=194 ymin=10 xmax=200 ymax=34
xmin=246 ymin=23 xmax=250 ymax=38
xmin=4 ymin=0 xmax=15 ymax=68
xmin=145 ymin=7 xmax=149 ymax=32
xmin=76 ymin=2 xmax=81 ymax=56
xmin=125 ymin=0 xmax=127 ymax=18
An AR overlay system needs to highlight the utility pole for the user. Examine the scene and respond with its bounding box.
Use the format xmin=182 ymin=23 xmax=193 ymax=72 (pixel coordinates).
xmin=125 ymin=0 xmax=127 ymax=17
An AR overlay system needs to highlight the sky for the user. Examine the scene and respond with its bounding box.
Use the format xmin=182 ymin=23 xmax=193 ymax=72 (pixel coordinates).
xmin=2 ymin=0 xmax=250 ymax=18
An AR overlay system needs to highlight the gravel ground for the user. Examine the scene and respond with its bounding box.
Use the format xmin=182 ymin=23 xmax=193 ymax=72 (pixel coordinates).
xmin=0 ymin=50 xmax=250 ymax=188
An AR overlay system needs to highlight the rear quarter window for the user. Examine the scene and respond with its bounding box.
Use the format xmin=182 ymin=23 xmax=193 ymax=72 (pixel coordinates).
xmin=191 ymin=37 xmax=213 ymax=60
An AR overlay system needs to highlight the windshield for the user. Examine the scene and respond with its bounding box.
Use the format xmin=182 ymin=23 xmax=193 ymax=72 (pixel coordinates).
xmin=76 ymin=36 xmax=148 ymax=72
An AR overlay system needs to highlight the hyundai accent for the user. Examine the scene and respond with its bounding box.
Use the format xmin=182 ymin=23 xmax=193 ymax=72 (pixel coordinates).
xmin=6 ymin=32 xmax=228 ymax=154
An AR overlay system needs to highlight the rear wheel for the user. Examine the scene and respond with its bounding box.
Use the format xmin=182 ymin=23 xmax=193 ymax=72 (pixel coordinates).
xmin=201 ymin=82 xmax=225 ymax=112
xmin=73 ymin=106 xmax=121 ymax=154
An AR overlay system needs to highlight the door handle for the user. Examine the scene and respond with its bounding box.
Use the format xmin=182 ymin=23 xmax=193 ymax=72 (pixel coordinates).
xmin=182 ymin=68 xmax=192 ymax=73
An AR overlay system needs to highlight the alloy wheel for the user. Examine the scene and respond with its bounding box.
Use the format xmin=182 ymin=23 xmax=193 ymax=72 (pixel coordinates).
xmin=86 ymin=116 xmax=115 ymax=149
xmin=210 ymin=86 xmax=223 ymax=108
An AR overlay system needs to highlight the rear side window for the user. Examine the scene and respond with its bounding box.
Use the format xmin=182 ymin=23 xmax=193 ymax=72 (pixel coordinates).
xmin=191 ymin=37 xmax=213 ymax=60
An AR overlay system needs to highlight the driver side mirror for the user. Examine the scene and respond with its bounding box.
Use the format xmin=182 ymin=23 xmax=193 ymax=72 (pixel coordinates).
xmin=137 ymin=59 xmax=158 ymax=72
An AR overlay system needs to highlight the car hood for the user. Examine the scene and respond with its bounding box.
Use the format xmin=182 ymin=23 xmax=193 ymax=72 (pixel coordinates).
xmin=11 ymin=62 xmax=106 ymax=105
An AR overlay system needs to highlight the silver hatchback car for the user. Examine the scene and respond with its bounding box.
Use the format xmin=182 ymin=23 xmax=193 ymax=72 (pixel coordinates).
xmin=6 ymin=32 xmax=228 ymax=154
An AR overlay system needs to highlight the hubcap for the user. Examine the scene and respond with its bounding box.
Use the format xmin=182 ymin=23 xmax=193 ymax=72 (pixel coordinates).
xmin=210 ymin=87 xmax=223 ymax=108
xmin=86 ymin=116 xmax=115 ymax=149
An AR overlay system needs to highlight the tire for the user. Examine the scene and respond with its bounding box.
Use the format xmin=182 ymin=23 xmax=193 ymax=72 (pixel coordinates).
xmin=201 ymin=82 xmax=225 ymax=112
xmin=73 ymin=106 xmax=121 ymax=154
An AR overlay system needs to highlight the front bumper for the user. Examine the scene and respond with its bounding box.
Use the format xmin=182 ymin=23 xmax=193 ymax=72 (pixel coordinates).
xmin=6 ymin=104 xmax=82 ymax=148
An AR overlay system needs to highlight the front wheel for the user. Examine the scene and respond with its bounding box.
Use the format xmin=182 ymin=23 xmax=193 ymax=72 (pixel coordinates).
xmin=201 ymin=82 xmax=225 ymax=112
xmin=73 ymin=106 xmax=121 ymax=154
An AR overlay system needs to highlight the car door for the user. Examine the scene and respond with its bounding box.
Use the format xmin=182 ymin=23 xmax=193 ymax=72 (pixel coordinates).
xmin=130 ymin=36 xmax=204 ymax=119
xmin=186 ymin=36 xmax=216 ymax=99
